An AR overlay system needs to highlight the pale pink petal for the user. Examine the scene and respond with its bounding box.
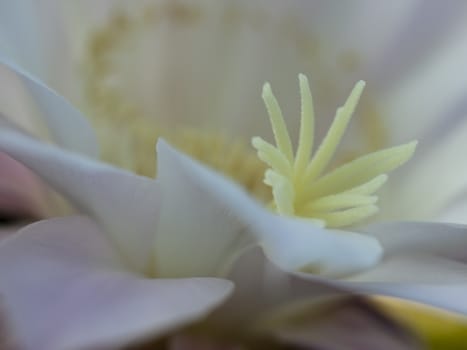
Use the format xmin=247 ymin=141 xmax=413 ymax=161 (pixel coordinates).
xmin=211 ymin=248 xmax=421 ymax=350
xmin=277 ymin=297 xmax=422 ymax=350
xmin=210 ymin=247 xmax=347 ymax=327
xmin=0 ymin=129 xmax=160 ymax=272
xmin=0 ymin=152 xmax=49 ymax=219
xmin=0 ymin=224 xmax=22 ymax=242
xmin=0 ymin=216 xmax=233 ymax=350
xmin=167 ymin=335 xmax=245 ymax=350
xmin=154 ymin=140 xmax=381 ymax=278
xmin=247 ymin=221 xmax=467 ymax=315
xmin=0 ymin=57 xmax=98 ymax=157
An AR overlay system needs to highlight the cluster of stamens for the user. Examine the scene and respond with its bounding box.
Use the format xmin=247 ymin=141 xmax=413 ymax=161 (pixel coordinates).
xmin=252 ymin=74 xmax=416 ymax=227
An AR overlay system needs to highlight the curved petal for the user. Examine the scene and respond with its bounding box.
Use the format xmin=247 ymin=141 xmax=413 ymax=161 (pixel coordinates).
xmin=378 ymin=114 xmax=467 ymax=222
xmin=0 ymin=152 xmax=49 ymax=219
xmin=438 ymin=193 xmax=467 ymax=224
xmin=0 ymin=57 xmax=98 ymax=157
xmin=0 ymin=129 xmax=160 ymax=273
xmin=299 ymin=221 xmax=467 ymax=315
xmin=276 ymin=297 xmax=422 ymax=350
xmin=377 ymin=21 xmax=467 ymax=145
xmin=0 ymin=216 xmax=233 ymax=350
xmin=366 ymin=0 xmax=467 ymax=91
xmin=154 ymin=140 xmax=382 ymax=278
xmin=208 ymin=248 xmax=421 ymax=349
xmin=0 ymin=1 xmax=74 ymax=96
xmin=0 ymin=224 xmax=22 ymax=242
xmin=363 ymin=221 xmax=467 ymax=263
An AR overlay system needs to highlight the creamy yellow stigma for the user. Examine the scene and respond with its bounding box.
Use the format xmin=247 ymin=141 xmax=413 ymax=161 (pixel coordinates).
xmin=253 ymin=75 xmax=417 ymax=227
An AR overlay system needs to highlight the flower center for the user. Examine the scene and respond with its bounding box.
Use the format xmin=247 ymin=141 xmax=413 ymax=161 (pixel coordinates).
xmin=90 ymin=114 xmax=270 ymax=201
xmin=82 ymin=4 xmax=273 ymax=201
xmin=81 ymin=3 xmax=409 ymax=227
xmin=253 ymin=75 xmax=416 ymax=227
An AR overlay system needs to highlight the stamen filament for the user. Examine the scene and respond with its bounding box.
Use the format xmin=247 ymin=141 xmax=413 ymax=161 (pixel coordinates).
xmin=262 ymin=83 xmax=294 ymax=163
xmin=253 ymin=75 xmax=416 ymax=227
xmin=252 ymin=137 xmax=293 ymax=177
xmin=304 ymin=81 xmax=365 ymax=182
xmin=307 ymin=205 xmax=379 ymax=228
xmin=303 ymin=194 xmax=378 ymax=212
xmin=302 ymin=141 xmax=417 ymax=200
xmin=294 ymin=74 xmax=315 ymax=175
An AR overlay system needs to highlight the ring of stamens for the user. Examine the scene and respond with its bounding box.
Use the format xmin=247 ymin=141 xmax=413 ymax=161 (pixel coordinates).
xmin=252 ymin=74 xmax=417 ymax=228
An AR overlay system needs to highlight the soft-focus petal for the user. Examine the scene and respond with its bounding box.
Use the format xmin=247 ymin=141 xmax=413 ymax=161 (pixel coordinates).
xmin=366 ymin=0 xmax=467 ymax=90
xmin=0 ymin=216 xmax=233 ymax=350
xmin=0 ymin=152 xmax=49 ymax=219
xmin=438 ymin=195 xmax=467 ymax=224
xmin=0 ymin=57 xmax=98 ymax=157
xmin=381 ymin=118 xmax=467 ymax=221
xmin=364 ymin=221 xmax=467 ymax=262
xmin=275 ymin=297 xmax=422 ymax=350
xmin=377 ymin=19 xmax=467 ymax=144
xmin=208 ymin=248 xmax=421 ymax=349
xmin=0 ymin=0 xmax=81 ymax=101
xmin=0 ymin=224 xmax=22 ymax=241
xmin=155 ymin=139 xmax=382 ymax=278
xmin=309 ymin=222 xmax=467 ymax=315
xmin=0 ymin=129 xmax=160 ymax=273
xmin=209 ymin=247 xmax=345 ymax=327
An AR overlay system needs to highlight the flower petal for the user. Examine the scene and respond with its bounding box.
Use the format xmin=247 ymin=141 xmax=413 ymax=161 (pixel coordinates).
xmin=377 ymin=22 xmax=467 ymax=145
xmin=0 ymin=55 xmax=98 ymax=157
xmin=275 ymin=297 xmax=422 ymax=350
xmin=0 ymin=129 xmax=160 ymax=272
xmin=349 ymin=221 xmax=467 ymax=282
xmin=154 ymin=140 xmax=382 ymax=278
xmin=0 ymin=152 xmax=49 ymax=219
xmin=210 ymin=247 xmax=420 ymax=350
xmin=380 ymin=118 xmax=467 ymax=221
xmin=338 ymin=222 xmax=467 ymax=314
xmin=438 ymin=194 xmax=467 ymax=224
xmin=0 ymin=1 xmax=71 ymax=91
xmin=0 ymin=216 xmax=233 ymax=350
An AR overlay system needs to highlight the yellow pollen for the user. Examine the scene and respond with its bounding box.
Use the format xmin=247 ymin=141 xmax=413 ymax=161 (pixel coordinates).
xmin=252 ymin=74 xmax=417 ymax=227
xmin=89 ymin=115 xmax=270 ymax=202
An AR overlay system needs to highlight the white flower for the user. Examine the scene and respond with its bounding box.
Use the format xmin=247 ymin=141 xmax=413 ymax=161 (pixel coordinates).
xmin=1 ymin=1 xmax=467 ymax=349
xmin=0 ymin=70 xmax=466 ymax=349
xmin=1 ymin=0 xmax=467 ymax=223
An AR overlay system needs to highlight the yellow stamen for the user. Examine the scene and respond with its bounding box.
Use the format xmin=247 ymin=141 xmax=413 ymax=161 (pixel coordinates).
xmin=253 ymin=74 xmax=417 ymax=227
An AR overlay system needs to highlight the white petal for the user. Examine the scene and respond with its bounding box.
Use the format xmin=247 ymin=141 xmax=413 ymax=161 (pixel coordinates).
xmin=319 ymin=222 xmax=467 ymax=315
xmin=363 ymin=221 xmax=467 ymax=262
xmin=377 ymin=20 xmax=467 ymax=144
xmin=366 ymin=1 xmax=467 ymax=89
xmin=0 ymin=57 xmax=98 ymax=157
xmin=0 ymin=0 xmax=86 ymax=103
xmin=380 ymin=117 xmax=467 ymax=221
xmin=154 ymin=140 xmax=382 ymax=278
xmin=438 ymin=194 xmax=467 ymax=224
xmin=348 ymin=255 xmax=467 ymax=283
xmin=0 ymin=129 xmax=160 ymax=272
xmin=0 ymin=216 xmax=233 ymax=350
